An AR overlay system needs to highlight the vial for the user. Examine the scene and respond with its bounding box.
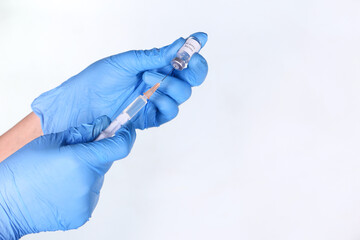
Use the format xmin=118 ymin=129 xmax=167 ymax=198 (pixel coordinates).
xmin=171 ymin=37 xmax=201 ymax=71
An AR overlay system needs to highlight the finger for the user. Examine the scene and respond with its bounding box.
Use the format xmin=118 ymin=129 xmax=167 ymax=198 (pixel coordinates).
xmin=69 ymin=123 xmax=136 ymax=170
xmin=62 ymin=116 xmax=111 ymax=145
xmin=190 ymin=32 xmax=208 ymax=47
xmin=149 ymin=93 xmax=179 ymax=126
xmin=173 ymin=53 xmax=208 ymax=87
xmin=142 ymin=71 xmax=192 ymax=104
xmin=108 ymin=32 xmax=208 ymax=73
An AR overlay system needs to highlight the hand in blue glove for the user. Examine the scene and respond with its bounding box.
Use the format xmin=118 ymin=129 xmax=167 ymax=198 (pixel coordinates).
xmin=32 ymin=32 xmax=208 ymax=134
xmin=0 ymin=116 xmax=135 ymax=239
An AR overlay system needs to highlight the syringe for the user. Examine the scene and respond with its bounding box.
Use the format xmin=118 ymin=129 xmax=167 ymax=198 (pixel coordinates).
xmin=95 ymin=83 xmax=160 ymax=141
xmin=95 ymin=36 xmax=202 ymax=141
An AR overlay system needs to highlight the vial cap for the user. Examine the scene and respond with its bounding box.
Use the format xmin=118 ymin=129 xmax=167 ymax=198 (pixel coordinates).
xmin=171 ymin=57 xmax=186 ymax=70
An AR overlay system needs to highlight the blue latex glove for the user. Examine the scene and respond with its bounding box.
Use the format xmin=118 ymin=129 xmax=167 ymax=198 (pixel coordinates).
xmin=32 ymin=32 xmax=208 ymax=134
xmin=0 ymin=116 xmax=135 ymax=239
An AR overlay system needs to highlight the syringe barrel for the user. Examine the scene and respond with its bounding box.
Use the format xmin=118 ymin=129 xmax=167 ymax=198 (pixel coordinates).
xmin=123 ymin=95 xmax=148 ymax=119
xmin=95 ymin=95 xmax=148 ymax=141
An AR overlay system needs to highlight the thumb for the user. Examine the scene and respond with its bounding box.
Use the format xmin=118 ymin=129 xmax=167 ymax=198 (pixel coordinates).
xmin=68 ymin=122 xmax=136 ymax=171
xmin=61 ymin=115 xmax=111 ymax=145
xmin=109 ymin=32 xmax=208 ymax=73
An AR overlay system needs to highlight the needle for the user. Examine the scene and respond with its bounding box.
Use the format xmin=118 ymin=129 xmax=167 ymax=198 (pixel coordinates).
xmin=144 ymin=68 xmax=174 ymax=99
xmin=160 ymin=68 xmax=175 ymax=83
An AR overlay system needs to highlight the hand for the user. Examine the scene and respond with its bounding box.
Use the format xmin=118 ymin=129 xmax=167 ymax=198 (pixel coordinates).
xmin=0 ymin=116 xmax=135 ymax=239
xmin=32 ymin=32 xmax=208 ymax=134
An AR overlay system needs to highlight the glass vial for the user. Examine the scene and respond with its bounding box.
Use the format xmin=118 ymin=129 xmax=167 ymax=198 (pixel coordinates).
xmin=171 ymin=37 xmax=201 ymax=71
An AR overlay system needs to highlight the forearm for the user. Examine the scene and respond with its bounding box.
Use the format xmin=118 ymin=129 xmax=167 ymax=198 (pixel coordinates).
xmin=0 ymin=112 xmax=43 ymax=162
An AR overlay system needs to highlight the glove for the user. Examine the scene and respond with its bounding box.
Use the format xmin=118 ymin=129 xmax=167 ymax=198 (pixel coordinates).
xmin=0 ymin=116 xmax=135 ymax=239
xmin=32 ymin=32 xmax=208 ymax=134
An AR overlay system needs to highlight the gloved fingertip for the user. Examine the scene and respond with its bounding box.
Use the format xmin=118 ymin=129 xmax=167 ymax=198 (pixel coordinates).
xmin=98 ymin=122 xmax=136 ymax=163
xmin=63 ymin=127 xmax=84 ymax=145
xmin=116 ymin=121 xmax=136 ymax=147
xmin=95 ymin=115 xmax=111 ymax=129
xmin=190 ymin=32 xmax=208 ymax=48
xmin=165 ymin=37 xmax=186 ymax=59
xmin=171 ymin=37 xmax=186 ymax=47
xmin=190 ymin=53 xmax=208 ymax=71
xmin=119 ymin=121 xmax=135 ymax=136
xmin=92 ymin=115 xmax=111 ymax=138
xmin=142 ymin=71 xmax=165 ymax=85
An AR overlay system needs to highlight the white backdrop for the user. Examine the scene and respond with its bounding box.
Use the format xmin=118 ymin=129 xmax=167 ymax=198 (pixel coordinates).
xmin=1 ymin=0 xmax=360 ymax=239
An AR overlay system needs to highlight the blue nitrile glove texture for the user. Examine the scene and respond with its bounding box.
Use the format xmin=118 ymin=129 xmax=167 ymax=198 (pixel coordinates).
xmin=32 ymin=32 xmax=208 ymax=134
xmin=0 ymin=116 xmax=135 ymax=239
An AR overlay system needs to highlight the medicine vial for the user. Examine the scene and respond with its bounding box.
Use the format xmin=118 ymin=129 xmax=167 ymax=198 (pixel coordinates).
xmin=171 ymin=37 xmax=201 ymax=71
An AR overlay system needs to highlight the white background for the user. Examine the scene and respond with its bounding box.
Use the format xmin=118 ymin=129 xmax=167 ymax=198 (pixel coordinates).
xmin=1 ymin=0 xmax=360 ymax=239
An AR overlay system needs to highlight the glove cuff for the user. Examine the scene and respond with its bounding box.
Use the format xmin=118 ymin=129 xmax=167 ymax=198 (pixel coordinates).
xmin=31 ymin=82 xmax=69 ymax=134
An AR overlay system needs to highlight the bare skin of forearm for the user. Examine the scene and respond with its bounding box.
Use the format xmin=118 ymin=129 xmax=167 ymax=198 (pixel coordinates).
xmin=0 ymin=112 xmax=43 ymax=162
